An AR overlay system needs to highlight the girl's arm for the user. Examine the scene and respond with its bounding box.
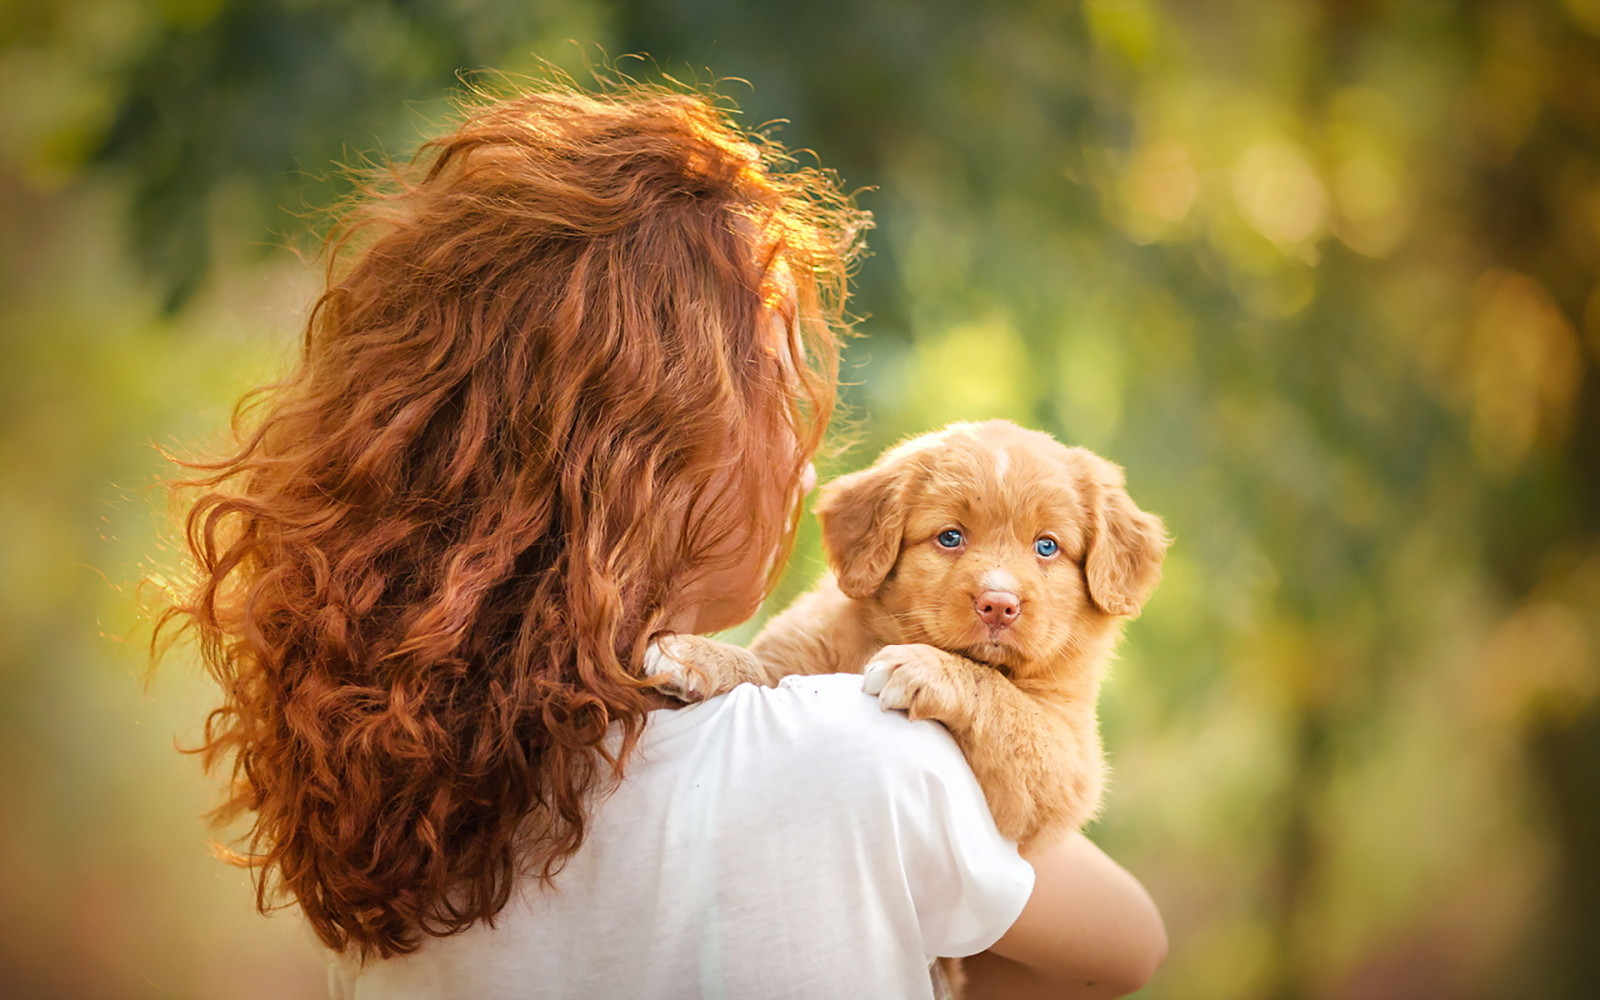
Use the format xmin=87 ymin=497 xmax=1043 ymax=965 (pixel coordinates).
xmin=967 ymin=833 xmax=1168 ymax=999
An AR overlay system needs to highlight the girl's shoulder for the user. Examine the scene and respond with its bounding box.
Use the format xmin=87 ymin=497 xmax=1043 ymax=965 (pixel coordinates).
xmin=639 ymin=672 xmax=979 ymax=805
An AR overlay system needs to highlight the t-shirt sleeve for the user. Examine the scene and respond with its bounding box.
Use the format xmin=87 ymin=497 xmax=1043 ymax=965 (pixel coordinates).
xmin=885 ymin=716 xmax=1037 ymax=958
xmin=766 ymin=674 xmax=1037 ymax=960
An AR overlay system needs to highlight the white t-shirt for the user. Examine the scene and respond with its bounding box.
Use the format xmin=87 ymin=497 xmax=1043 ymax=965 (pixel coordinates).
xmin=328 ymin=673 xmax=1035 ymax=1000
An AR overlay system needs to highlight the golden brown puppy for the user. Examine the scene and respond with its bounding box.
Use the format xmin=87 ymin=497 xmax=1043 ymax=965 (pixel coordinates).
xmin=652 ymin=419 xmax=1168 ymax=846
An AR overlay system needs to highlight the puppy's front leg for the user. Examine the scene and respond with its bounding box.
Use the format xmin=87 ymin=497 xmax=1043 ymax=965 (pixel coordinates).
xmin=863 ymin=644 xmax=1104 ymax=844
xmin=645 ymin=634 xmax=772 ymax=703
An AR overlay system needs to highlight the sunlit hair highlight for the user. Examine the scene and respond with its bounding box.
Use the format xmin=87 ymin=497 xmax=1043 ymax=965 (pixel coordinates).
xmin=157 ymin=79 xmax=868 ymax=958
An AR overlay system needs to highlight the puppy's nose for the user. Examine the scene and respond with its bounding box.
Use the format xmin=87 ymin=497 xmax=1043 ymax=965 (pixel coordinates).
xmin=974 ymin=591 xmax=1021 ymax=629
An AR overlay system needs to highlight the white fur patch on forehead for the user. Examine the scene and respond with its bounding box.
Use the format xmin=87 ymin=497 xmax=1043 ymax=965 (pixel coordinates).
xmin=954 ymin=421 xmax=1049 ymax=490
xmin=880 ymin=423 xmax=973 ymax=464
xmin=992 ymin=443 xmax=1010 ymax=482
xmin=875 ymin=420 xmax=1065 ymax=490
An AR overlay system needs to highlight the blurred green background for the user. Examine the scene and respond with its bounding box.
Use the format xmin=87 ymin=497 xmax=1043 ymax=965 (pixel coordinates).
xmin=3 ymin=1 xmax=1598 ymax=998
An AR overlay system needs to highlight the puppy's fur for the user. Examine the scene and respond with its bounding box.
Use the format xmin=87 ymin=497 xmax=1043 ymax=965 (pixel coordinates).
xmin=655 ymin=419 xmax=1168 ymax=845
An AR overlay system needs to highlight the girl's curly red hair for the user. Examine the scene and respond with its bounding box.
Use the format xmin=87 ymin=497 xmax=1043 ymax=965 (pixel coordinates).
xmin=159 ymin=80 xmax=868 ymax=959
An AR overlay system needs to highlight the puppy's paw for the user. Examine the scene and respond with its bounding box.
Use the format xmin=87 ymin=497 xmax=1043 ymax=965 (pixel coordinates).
xmin=862 ymin=644 xmax=974 ymax=727
xmin=643 ymin=637 xmax=712 ymax=703
xmin=644 ymin=634 xmax=767 ymax=703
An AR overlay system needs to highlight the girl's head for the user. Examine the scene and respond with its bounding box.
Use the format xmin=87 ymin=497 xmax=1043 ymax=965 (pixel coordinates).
xmin=165 ymin=80 xmax=868 ymax=958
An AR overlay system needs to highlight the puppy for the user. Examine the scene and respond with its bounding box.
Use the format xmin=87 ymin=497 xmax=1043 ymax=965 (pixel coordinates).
xmin=652 ymin=419 xmax=1168 ymax=845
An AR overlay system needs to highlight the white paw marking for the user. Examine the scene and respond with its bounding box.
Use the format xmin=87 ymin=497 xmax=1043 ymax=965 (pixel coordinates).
xmin=875 ymin=672 xmax=916 ymax=713
xmin=862 ymin=656 xmax=893 ymax=696
xmin=644 ymin=639 xmax=705 ymax=702
xmin=862 ymin=648 xmax=932 ymax=713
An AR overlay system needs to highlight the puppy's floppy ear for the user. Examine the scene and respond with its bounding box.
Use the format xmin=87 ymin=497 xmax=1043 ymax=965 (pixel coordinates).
xmin=815 ymin=460 xmax=910 ymax=599
xmin=1077 ymin=451 xmax=1169 ymax=617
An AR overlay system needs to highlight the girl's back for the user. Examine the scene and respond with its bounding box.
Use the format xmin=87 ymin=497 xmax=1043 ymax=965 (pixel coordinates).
xmin=330 ymin=675 xmax=1032 ymax=1000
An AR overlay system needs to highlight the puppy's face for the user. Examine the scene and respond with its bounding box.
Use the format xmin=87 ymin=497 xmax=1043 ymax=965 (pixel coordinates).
xmin=816 ymin=421 xmax=1168 ymax=681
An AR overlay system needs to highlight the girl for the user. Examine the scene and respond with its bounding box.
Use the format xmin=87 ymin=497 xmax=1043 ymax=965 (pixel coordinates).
xmin=165 ymin=80 xmax=1165 ymax=999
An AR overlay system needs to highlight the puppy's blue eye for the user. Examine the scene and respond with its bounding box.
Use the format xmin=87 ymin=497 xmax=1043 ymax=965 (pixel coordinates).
xmin=1034 ymin=537 xmax=1059 ymax=557
xmin=936 ymin=529 xmax=964 ymax=549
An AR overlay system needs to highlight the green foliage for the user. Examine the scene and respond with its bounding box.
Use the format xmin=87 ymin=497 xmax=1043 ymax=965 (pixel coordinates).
xmin=3 ymin=1 xmax=1597 ymax=997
